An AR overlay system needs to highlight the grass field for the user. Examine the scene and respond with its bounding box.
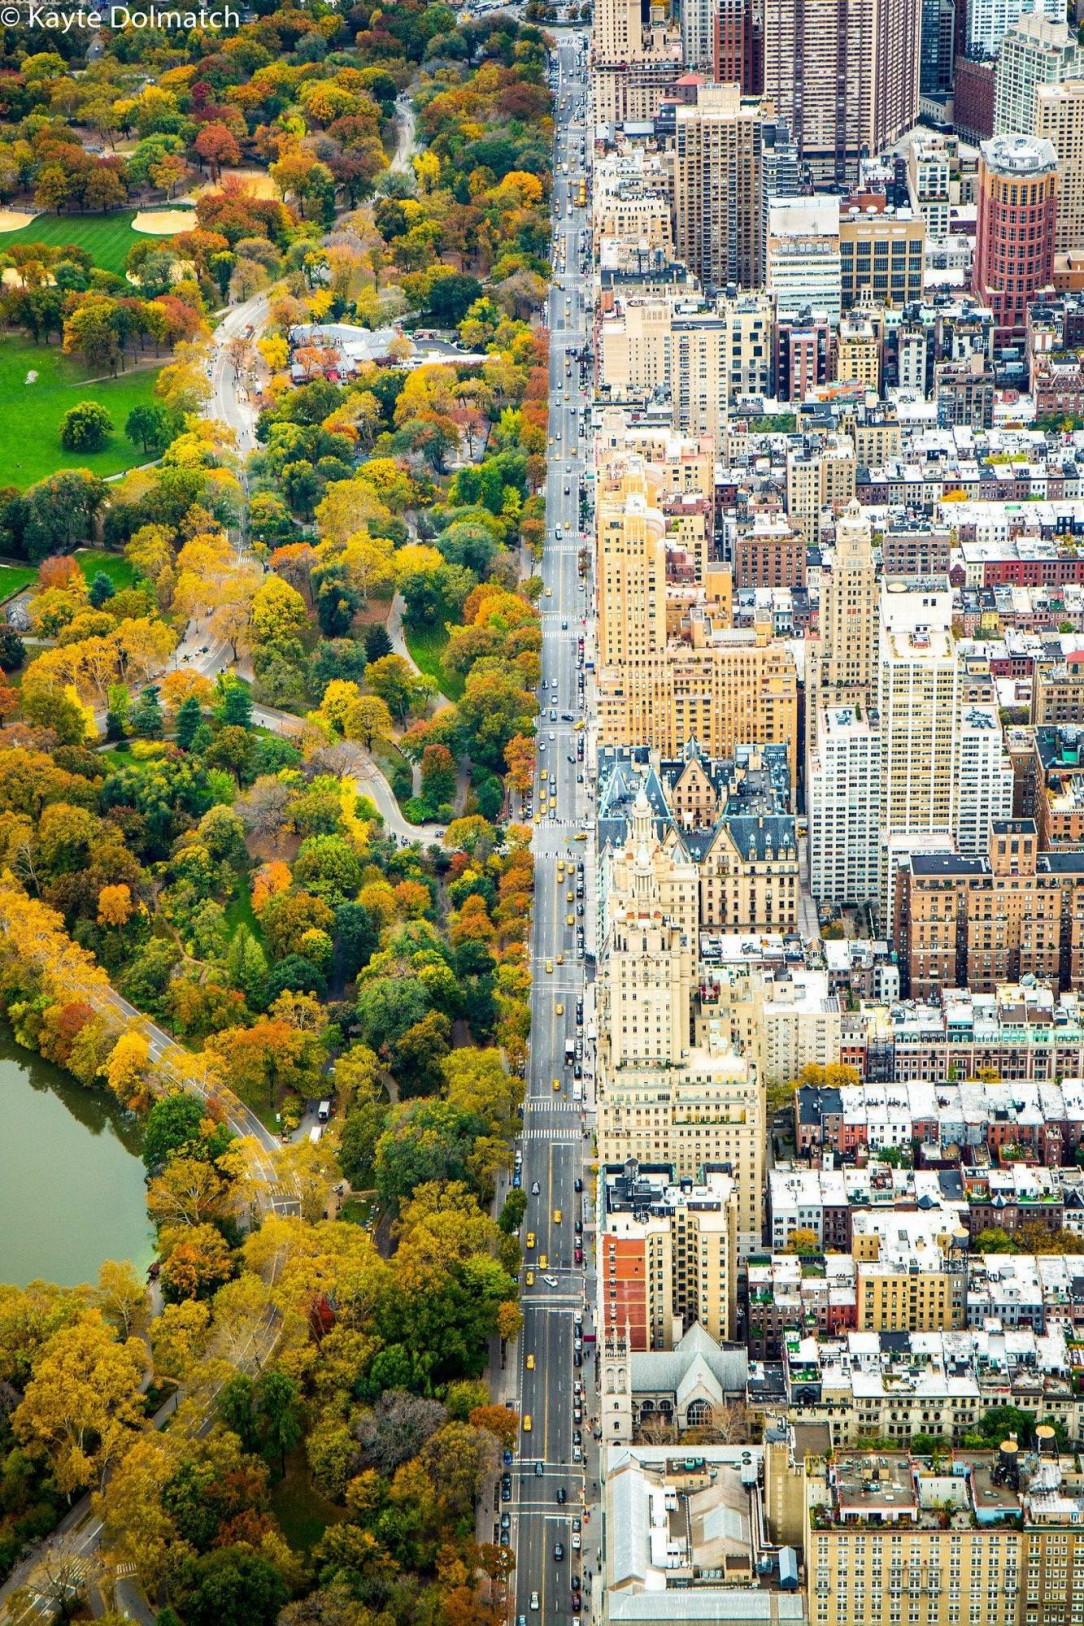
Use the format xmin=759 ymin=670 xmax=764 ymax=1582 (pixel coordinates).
xmin=0 ymin=564 xmax=35 ymax=601
xmin=404 ymin=620 xmax=465 ymax=701
xmin=270 ymin=1450 xmax=346 ymax=1553
xmin=0 ymin=336 xmax=163 ymax=489
xmin=75 ymin=549 xmax=134 ymax=591
xmin=0 ymin=212 xmax=139 ymax=276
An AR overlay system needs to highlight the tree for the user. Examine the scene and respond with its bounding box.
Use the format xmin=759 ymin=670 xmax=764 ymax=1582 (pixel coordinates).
xmin=364 ymin=624 xmax=393 ymax=662
xmin=13 ymin=1313 xmax=146 ymax=1496
xmin=255 ymin=1369 xmax=303 ymax=1474
xmin=784 ymin=1228 xmax=820 ymax=1257
xmin=60 ymin=401 xmax=114 ymax=453
xmin=193 ymin=123 xmax=241 ymax=183
xmin=356 ymin=1389 xmax=446 ymax=1474
xmin=126 ymin=403 xmax=175 ymax=456
xmin=131 ymin=685 xmax=164 ymax=739
xmin=95 ymin=1261 xmax=149 ymax=1341
xmin=366 ymin=653 xmax=422 ymax=725
xmin=181 ymin=1548 xmax=288 ymax=1626
xmin=142 ymin=1091 xmax=229 ymax=1171
xmin=88 ymin=571 xmax=116 ymax=609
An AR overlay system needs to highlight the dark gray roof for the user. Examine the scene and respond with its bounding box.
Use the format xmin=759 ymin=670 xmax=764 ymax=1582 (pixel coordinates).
xmin=723 ymin=815 xmax=797 ymax=862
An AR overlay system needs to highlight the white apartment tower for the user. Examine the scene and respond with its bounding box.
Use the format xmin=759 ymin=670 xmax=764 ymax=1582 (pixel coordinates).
xmin=966 ymin=0 xmax=1063 ymax=58
xmin=993 ymin=15 xmax=1082 ymax=139
xmin=808 ymin=706 xmax=883 ymax=905
xmin=954 ymin=703 xmax=1015 ymax=855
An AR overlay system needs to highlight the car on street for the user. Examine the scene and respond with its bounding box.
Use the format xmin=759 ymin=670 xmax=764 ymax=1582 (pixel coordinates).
xmin=530 ymin=1593 xmax=539 ymax=1611
xmin=554 ymin=1543 xmax=565 ymax=1562
xmin=553 ymin=1208 xmax=562 ymax=1223
xmin=526 ymin=1354 xmax=535 ymax=1369
xmin=557 ymin=1487 xmax=566 ymax=1504
xmin=523 ymin=1415 xmax=532 ymax=1432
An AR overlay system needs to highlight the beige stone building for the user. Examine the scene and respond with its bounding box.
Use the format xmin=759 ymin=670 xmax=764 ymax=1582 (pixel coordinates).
xmin=852 ymin=1211 xmax=968 ymax=1332
xmin=835 ymin=311 xmax=881 ymax=390
xmin=806 ymin=497 xmax=879 ymax=743
xmin=595 ymin=450 xmax=798 ymax=773
xmin=601 ymin=1161 xmax=739 ymax=1346
xmin=596 ymin=630 xmax=798 ymax=776
xmin=597 ymin=791 xmax=765 ymax=1255
xmin=808 ymin=1445 xmax=1084 ymax=1626
xmin=838 ymin=205 xmax=926 ymax=309
xmin=1036 ymin=79 xmax=1084 ymax=256
xmin=785 ymin=435 xmax=856 ymax=544
xmin=596 ymin=1049 xmax=764 ymax=1255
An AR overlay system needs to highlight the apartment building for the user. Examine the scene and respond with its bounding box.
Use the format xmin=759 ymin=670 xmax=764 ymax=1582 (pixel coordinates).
xmin=992 ymin=13 xmax=1081 ymax=136
xmin=973 ymin=134 xmax=1058 ymax=337
xmin=673 ymin=84 xmax=773 ymax=293
xmin=806 ymin=496 xmax=879 ymax=735
xmin=1036 ymin=80 xmax=1084 ymax=256
xmin=808 ymin=704 xmax=883 ymax=905
xmin=965 ymin=0 xmax=1063 ymax=54
xmin=761 ymin=0 xmax=921 ymax=183
xmin=601 ymin=1160 xmax=739 ymax=1347
xmin=785 ymin=435 xmax=856 ymax=544
xmin=766 ymin=197 xmax=842 ymax=325
xmin=896 ymin=818 xmax=1084 ymax=997
xmin=852 ymin=1210 xmax=969 ymax=1332
xmin=807 ymin=1443 xmax=1084 ymax=1626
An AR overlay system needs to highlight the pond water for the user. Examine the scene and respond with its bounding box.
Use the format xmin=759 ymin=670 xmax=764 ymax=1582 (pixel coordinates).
xmin=0 ymin=1025 xmax=153 ymax=1288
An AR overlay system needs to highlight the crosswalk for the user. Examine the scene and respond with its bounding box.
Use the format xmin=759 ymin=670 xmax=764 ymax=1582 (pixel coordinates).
xmin=525 ymin=1098 xmax=585 ymax=1113
xmin=520 ymin=1127 xmax=584 ymax=1142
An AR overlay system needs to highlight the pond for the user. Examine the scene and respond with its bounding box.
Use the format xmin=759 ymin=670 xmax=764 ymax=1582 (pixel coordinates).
xmin=0 ymin=1025 xmax=153 ymax=1288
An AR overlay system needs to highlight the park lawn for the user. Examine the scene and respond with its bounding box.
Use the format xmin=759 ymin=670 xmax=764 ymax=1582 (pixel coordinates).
xmin=0 ymin=212 xmax=139 ymax=276
xmin=225 ymin=873 xmax=265 ymax=946
xmin=75 ymin=548 xmax=134 ymax=591
xmin=270 ymin=1449 xmax=347 ymax=1553
xmin=404 ymin=619 xmax=465 ymax=701
xmin=0 ymin=336 xmax=163 ymax=488
xmin=0 ymin=564 xmax=35 ymax=601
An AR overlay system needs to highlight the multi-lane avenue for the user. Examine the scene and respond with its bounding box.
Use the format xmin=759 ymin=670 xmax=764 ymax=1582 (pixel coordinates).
xmin=511 ymin=29 xmax=597 ymax=1626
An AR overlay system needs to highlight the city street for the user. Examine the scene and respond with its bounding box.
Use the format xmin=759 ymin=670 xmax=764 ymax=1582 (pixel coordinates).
xmin=510 ymin=30 xmax=598 ymax=1626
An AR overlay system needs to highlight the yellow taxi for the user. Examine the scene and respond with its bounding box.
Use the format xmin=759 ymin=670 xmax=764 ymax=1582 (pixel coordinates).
xmin=553 ymin=1209 xmax=562 ymax=1224
xmin=545 ymin=959 xmax=553 ymax=974
xmin=539 ymin=1254 xmax=548 ymax=1269
xmin=556 ymin=862 xmax=565 ymax=880
xmin=525 ymin=1269 xmax=535 ymax=1285
xmin=523 ymin=1414 xmax=533 ymax=1432
xmin=566 ymin=890 xmax=574 ymax=902
xmin=574 ymin=719 xmax=586 ymax=731
xmin=552 ymin=1077 xmax=562 ymax=1091
xmin=526 ymin=1353 xmax=535 ymax=1370
xmin=573 ymin=832 xmax=587 ymax=842
xmin=526 ymin=1231 xmax=536 ymax=1249
xmin=566 ymin=913 xmax=575 ymax=926
xmin=556 ymin=952 xmax=565 ymax=964
xmin=556 ymin=1002 xmax=564 ymax=1015
xmin=545 ymin=587 xmax=552 ymax=597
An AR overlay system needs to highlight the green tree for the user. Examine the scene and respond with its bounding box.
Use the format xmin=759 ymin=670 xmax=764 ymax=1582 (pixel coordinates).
xmin=60 ymin=401 xmax=114 ymax=453
xmin=88 ymin=571 xmax=116 ymax=609
xmin=175 ymin=694 xmax=203 ymax=750
xmin=182 ymin=1548 xmax=288 ymax=1626
xmin=255 ymin=1368 xmax=303 ymax=1475
xmin=131 ymin=685 xmax=164 ymax=739
xmin=125 ymin=403 xmax=175 ymax=456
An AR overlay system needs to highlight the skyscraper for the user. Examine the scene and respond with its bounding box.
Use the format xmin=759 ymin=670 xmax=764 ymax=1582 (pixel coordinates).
xmin=807 ymin=498 xmax=879 ymax=739
xmin=972 ymin=133 xmax=1058 ymax=335
xmin=762 ymin=0 xmax=922 ymax=183
xmin=920 ymin=0 xmax=956 ymax=94
xmin=673 ymin=84 xmax=774 ymax=292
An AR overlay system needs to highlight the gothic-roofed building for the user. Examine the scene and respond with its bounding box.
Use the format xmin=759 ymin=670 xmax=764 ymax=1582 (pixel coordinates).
xmin=597 ymin=739 xmax=799 ymax=934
